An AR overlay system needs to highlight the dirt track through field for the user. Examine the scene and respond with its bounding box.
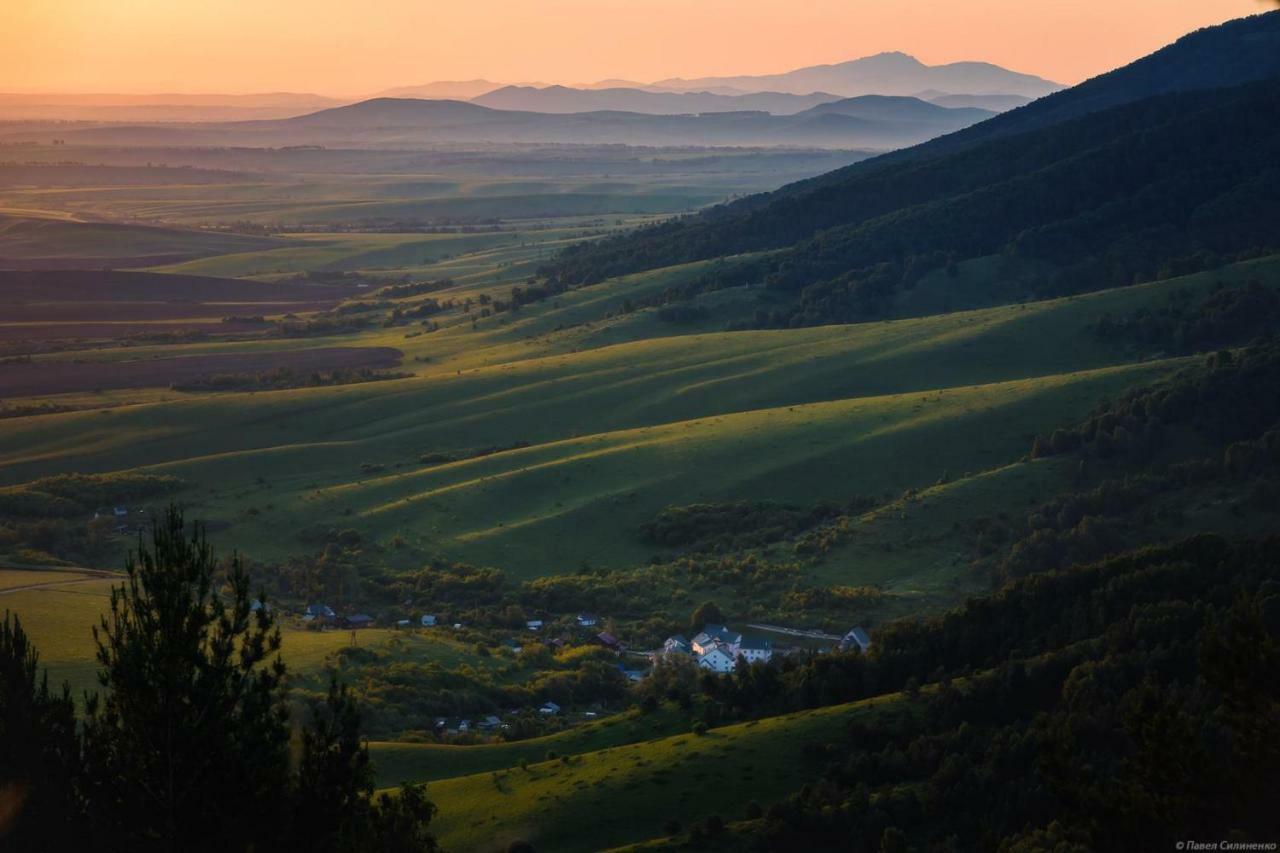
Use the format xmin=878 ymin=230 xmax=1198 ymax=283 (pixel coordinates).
xmin=0 ymin=345 xmax=404 ymax=397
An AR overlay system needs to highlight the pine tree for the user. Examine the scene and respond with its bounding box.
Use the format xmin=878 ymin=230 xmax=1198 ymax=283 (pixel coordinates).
xmin=79 ymin=506 xmax=291 ymax=852
xmin=293 ymin=679 xmax=375 ymax=851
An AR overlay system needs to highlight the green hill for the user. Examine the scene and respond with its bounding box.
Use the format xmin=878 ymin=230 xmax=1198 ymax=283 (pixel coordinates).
xmin=422 ymin=694 xmax=905 ymax=853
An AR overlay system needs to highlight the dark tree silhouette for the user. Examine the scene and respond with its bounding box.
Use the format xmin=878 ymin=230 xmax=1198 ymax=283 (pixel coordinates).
xmin=0 ymin=613 xmax=80 ymax=848
xmin=79 ymin=506 xmax=290 ymax=851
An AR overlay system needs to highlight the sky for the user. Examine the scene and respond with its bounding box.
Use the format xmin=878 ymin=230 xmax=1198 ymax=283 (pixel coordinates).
xmin=0 ymin=0 xmax=1268 ymax=96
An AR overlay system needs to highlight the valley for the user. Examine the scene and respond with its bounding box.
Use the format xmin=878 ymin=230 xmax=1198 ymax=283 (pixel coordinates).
xmin=2 ymin=9 xmax=1279 ymax=852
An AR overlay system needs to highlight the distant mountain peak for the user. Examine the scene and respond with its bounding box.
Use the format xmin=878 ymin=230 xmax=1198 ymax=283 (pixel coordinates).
xmin=649 ymin=52 xmax=1061 ymax=98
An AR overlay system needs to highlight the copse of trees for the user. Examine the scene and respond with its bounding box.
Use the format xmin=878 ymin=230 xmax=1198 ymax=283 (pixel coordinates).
xmin=1090 ymin=279 xmax=1280 ymax=355
xmin=640 ymin=498 xmax=875 ymax=552
xmin=171 ymin=366 xmax=411 ymax=393
xmin=0 ymin=507 xmax=439 ymax=852
xmin=1031 ymin=337 xmax=1280 ymax=464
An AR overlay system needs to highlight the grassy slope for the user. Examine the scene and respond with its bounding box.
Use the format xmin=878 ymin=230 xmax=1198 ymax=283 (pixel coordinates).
xmin=421 ymin=693 xmax=905 ymax=853
xmin=5 ymin=251 xmax=1254 ymax=573
xmin=370 ymin=704 xmax=692 ymax=788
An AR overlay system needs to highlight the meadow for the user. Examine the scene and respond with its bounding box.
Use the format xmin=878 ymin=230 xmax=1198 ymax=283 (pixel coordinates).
xmin=0 ymin=570 xmax=486 ymax=702
xmin=8 ymin=252 xmax=1271 ymax=577
xmin=421 ymin=693 xmax=906 ymax=852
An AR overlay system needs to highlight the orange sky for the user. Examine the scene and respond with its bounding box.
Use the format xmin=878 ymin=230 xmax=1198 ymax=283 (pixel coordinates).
xmin=0 ymin=0 xmax=1268 ymax=96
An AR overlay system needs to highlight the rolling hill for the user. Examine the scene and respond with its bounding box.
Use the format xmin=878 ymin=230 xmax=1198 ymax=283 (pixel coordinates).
xmin=12 ymin=94 xmax=994 ymax=150
xmin=471 ymin=85 xmax=845 ymax=115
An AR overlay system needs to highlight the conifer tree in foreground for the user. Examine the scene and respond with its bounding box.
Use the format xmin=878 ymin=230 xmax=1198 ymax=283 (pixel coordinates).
xmin=70 ymin=506 xmax=438 ymax=852
xmin=80 ymin=506 xmax=291 ymax=850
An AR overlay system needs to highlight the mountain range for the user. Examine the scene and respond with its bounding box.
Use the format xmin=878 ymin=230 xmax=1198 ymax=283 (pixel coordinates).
xmin=0 ymin=52 xmax=1054 ymax=123
xmin=0 ymin=94 xmax=997 ymax=151
xmin=651 ymin=51 xmax=1062 ymax=97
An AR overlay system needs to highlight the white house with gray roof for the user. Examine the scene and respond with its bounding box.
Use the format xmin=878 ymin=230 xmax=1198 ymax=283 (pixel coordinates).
xmin=737 ymin=635 xmax=773 ymax=664
xmin=696 ymin=646 xmax=736 ymax=673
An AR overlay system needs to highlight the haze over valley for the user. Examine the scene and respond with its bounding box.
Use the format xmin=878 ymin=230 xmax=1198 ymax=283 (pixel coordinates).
xmin=1 ymin=5 xmax=1278 ymax=852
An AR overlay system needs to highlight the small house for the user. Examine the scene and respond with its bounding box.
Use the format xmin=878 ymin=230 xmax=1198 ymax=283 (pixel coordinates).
xmin=478 ymin=715 xmax=502 ymax=731
xmin=738 ymin=636 xmax=773 ymax=664
xmin=596 ymin=631 xmax=619 ymax=649
xmin=526 ymin=619 xmax=544 ymax=631
xmin=304 ymin=604 xmax=336 ymax=623
xmin=345 ymin=613 xmax=374 ymax=629
xmin=420 ymin=614 xmax=437 ymax=627
xmin=697 ymin=646 xmax=736 ymax=674
xmin=841 ymin=627 xmax=872 ymax=654
xmin=538 ymin=701 xmax=561 ymax=715
xmin=663 ymin=634 xmax=692 ymax=656
xmin=576 ymin=613 xmax=599 ymax=628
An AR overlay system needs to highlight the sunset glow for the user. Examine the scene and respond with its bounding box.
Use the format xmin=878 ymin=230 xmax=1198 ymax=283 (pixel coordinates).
xmin=0 ymin=0 xmax=1265 ymax=95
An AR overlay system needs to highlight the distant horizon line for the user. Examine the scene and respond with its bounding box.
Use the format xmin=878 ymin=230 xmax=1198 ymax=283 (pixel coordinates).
xmin=0 ymin=49 xmax=1064 ymax=100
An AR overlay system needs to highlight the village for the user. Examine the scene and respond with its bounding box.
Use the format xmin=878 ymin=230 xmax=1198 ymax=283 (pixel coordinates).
xmin=296 ymin=600 xmax=873 ymax=739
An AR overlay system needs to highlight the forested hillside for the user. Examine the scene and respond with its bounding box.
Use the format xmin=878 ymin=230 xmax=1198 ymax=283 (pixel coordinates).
xmin=542 ymin=13 xmax=1280 ymax=329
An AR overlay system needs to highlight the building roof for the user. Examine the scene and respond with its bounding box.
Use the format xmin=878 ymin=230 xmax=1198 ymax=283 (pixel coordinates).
xmin=306 ymin=604 xmax=336 ymax=618
xmin=739 ymin=635 xmax=772 ymax=652
xmin=347 ymin=613 xmax=374 ymax=623
xmin=842 ymin=627 xmax=872 ymax=649
xmin=693 ymin=624 xmax=741 ymax=646
xmin=596 ymin=631 xmax=619 ymax=646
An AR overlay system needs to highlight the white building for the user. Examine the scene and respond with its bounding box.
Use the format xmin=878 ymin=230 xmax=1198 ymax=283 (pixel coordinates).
xmin=697 ymin=646 xmax=736 ymax=673
xmin=737 ymin=636 xmax=772 ymax=664
xmin=420 ymin=614 xmax=437 ymax=627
